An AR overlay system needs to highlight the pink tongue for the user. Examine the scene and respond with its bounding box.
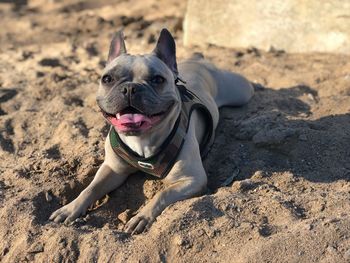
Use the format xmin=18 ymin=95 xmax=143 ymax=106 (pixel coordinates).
xmin=118 ymin=113 xmax=151 ymax=124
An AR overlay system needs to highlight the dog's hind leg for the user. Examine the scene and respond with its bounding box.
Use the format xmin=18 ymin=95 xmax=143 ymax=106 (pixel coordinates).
xmin=214 ymin=70 xmax=254 ymax=108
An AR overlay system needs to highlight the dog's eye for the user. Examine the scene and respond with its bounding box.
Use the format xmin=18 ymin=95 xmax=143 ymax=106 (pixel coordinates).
xmin=101 ymin=74 xmax=114 ymax=84
xmin=150 ymin=75 xmax=165 ymax=85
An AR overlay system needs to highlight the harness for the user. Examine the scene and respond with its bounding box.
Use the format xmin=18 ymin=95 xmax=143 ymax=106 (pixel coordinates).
xmin=109 ymin=80 xmax=214 ymax=178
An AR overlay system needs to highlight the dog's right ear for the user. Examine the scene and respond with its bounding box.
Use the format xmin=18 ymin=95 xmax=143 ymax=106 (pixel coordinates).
xmin=152 ymin=29 xmax=178 ymax=77
xmin=107 ymin=31 xmax=127 ymax=63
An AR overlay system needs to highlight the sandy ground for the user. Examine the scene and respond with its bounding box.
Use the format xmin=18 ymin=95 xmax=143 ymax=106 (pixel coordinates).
xmin=1 ymin=0 xmax=350 ymax=262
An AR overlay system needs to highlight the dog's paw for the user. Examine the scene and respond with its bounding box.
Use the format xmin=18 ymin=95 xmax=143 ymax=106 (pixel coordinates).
xmin=49 ymin=200 xmax=87 ymax=225
xmin=124 ymin=213 xmax=155 ymax=235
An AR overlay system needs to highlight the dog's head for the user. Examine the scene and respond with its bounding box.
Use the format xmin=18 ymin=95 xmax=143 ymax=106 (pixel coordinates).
xmin=96 ymin=29 xmax=181 ymax=136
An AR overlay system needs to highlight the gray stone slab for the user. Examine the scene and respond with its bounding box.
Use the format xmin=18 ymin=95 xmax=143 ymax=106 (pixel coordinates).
xmin=184 ymin=0 xmax=350 ymax=53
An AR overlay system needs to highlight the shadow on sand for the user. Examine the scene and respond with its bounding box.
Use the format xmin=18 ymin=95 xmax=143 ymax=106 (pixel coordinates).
xmin=206 ymin=84 xmax=350 ymax=190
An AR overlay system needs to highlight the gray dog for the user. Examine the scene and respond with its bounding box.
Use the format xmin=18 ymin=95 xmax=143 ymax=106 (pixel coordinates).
xmin=50 ymin=29 xmax=254 ymax=234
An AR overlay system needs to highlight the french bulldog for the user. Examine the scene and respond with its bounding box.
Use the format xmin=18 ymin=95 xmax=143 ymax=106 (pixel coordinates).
xmin=50 ymin=29 xmax=254 ymax=234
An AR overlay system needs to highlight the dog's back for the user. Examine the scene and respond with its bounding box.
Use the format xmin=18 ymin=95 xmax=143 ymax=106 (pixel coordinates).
xmin=178 ymin=56 xmax=254 ymax=128
xmin=179 ymin=56 xmax=254 ymax=108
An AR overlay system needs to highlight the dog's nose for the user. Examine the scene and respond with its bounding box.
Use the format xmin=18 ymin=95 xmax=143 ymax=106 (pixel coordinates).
xmin=121 ymin=85 xmax=136 ymax=96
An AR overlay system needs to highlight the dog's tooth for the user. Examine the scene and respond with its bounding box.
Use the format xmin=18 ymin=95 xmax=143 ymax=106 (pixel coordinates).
xmin=116 ymin=113 xmax=120 ymax=119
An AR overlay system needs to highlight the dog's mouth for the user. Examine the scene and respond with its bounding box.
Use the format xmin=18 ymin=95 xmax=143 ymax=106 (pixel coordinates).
xmin=101 ymin=106 xmax=168 ymax=133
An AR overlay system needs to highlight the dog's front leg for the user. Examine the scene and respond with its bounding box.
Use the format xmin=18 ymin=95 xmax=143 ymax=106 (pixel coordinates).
xmin=50 ymin=136 xmax=135 ymax=224
xmin=124 ymin=176 xmax=206 ymax=234
xmin=125 ymin=127 xmax=207 ymax=234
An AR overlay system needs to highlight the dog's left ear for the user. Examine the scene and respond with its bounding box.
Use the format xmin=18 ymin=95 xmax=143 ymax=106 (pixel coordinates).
xmin=152 ymin=29 xmax=178 ymax=77
xmin=107 ymin=30 xmax=127 ymax=63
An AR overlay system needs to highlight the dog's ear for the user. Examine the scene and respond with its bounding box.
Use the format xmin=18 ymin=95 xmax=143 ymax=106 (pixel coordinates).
xmin=107 ymin=31 xmax=127 ymax=63
xmin=152 ymin=29 xmax=178 ymax=77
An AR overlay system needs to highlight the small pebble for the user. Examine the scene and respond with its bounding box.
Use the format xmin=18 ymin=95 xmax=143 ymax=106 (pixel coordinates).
xmin=197 ymin=229 xmax=205 ymax=237
xmin=80 ymin=225 xmax=90 ymax=231
xmin=220 ymin=202 xmax=231 ymax=211
xmin=59 ymin=238 xmax=67 ymax=247
xmin=28 ymin=242 xmax=44 ymax=253
xmin=307 ymin=93 xmax=316 ymax=101
xmin=174 ymin=235 xmax=185 ymax=246
xmin=251 ymin=170 xmax=265 ymax=180
xmin=209 ymin=229 xmax=220 ymax=238
xmin=326 ymin=245 xmax=337 ymax=254
xmin=117 ymin=209 xmax=132 ymax=224
xmin=77 ymin=218 xmax=85 ymax=223
xmin=25 ymin=254 xmax=35 ymax=261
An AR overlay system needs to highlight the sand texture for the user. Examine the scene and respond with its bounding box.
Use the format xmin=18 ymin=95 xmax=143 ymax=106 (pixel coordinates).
xmin=0 ymin=1 xmax=350 ymax=262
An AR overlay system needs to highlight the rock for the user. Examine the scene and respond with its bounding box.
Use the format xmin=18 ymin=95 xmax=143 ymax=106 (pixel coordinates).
xmin=208 ymin=228 xmax=221 ymax=238
xmin=174 ymin=235 xmax=185 ymax=246
xmin=28 ymin=242 xmax=44 ymax=254
xmin=39 ymin=58 xmax=61 ymax=67
xmin=307 ymin=224 xmax=314 ymax=231
xmin=251 ymin=170 xmax=266 ymax=180
xmin=258 ymin=223 xmax=276 ymax=237
xmin=25 ymin=254 xmax=35 ymax=261
xmin=326 ymin=245 xmax=337 ymax=255
xmin=173 ymin=235 xmax=191 ymax=248
xmin=59 ymin=238 xmax=67 ymax=248
xmin=117 ymin=209 xmax=132 ymax=224
xmin=184 ymin=0 xmax=350 ymax=53
xmin=197 ymin=229 xmax=205 ymax=237
xmin=72 ymin=218 xmax=85 ymax=225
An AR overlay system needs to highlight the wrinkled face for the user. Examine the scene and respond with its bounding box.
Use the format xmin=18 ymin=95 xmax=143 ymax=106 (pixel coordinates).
xmin=96 ymin=54 xmax=180 ymax=135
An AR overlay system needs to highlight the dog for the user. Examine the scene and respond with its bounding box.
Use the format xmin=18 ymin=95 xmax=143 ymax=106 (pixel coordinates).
xmin=50 ymin=29 xmax=254 ymax=234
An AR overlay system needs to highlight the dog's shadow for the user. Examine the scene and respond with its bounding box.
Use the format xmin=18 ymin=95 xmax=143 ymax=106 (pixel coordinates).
xmin=205 ymin=83 xmax=350 ymax=191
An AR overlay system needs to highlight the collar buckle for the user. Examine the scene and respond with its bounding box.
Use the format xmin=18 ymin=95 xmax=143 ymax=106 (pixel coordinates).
xmin=137 ymin=161 xmax=154 ymax=170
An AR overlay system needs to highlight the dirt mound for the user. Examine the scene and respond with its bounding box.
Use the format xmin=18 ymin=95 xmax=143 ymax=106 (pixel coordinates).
xmin=0 ymin=1 xmax=349 ymax=262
